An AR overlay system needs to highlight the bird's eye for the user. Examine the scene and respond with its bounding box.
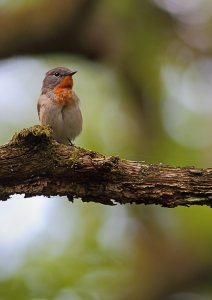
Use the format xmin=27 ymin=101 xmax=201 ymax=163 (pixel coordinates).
xmin=54 ymin=72 xmax=60 ymax=77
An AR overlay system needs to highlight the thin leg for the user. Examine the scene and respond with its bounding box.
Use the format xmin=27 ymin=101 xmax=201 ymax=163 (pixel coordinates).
xmin=68 ymin=138 xmax=74 ymax=146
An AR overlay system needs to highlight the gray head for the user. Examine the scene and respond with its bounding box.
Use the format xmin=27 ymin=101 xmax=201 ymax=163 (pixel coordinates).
xmin=41 ymin=67 xmax=77 ymax=94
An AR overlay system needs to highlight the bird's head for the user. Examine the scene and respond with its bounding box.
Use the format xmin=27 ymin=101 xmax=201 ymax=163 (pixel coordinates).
xmin=42 ymin=67 xmax=77 ymax=94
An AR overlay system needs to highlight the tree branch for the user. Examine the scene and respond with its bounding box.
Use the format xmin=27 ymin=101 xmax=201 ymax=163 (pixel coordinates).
xmin=0 ymin=125 xmax=212 ymax=207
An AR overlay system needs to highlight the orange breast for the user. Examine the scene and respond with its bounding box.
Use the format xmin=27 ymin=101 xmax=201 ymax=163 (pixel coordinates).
xmin=53 ymin=86 xmax=73 ymax=106
xmin=53 ymin=75 xmax=74 ymax=106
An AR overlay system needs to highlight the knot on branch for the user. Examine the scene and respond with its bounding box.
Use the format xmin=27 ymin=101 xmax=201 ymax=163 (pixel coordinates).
xmin=11 ymin=125 xmax=53 ymax=146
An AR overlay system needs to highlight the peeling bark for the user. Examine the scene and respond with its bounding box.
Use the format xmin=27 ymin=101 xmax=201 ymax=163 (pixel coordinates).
xmin=0 ymin=125 xmax=212 ymax=207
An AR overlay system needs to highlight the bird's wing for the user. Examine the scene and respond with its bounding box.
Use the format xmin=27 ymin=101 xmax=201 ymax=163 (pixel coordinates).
xmin=37 ymin=101 xmax=41 ymax=119
xmin=37 ymin=94 xmax=50 ymax=124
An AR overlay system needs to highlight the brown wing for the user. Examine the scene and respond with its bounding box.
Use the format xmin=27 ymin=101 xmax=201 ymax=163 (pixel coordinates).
xmin=37 ymin=95 xmax=47 ymax=124
xmin=37 ymin=101 xmax=41 ymax=120
xmin=37 ymin=94 xmax=51 ymax=125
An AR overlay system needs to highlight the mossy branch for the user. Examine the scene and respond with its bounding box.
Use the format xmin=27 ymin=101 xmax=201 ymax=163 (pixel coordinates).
xmin=0 ymin=125 xmax=212 ymax=207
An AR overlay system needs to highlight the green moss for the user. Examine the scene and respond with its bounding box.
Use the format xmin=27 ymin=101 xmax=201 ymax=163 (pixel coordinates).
xmin=9 ymin=125 xmax=98 ymax=169
xmin=68 ymin=149 xmax=81 ymax=162
xmin=63 ymin=147 xmax=87 ymax=168
xmin=139 ymin=164 xmax=152 ymax=178
xmin=11 ymin=125 xmax=52 ymax=146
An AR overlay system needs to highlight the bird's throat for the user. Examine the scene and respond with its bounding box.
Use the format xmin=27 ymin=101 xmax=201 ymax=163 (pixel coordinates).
xmin=59 ymin=75 xmax=73 ymax=88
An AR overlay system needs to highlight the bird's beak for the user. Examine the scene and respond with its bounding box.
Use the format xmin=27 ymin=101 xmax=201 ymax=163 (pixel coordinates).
xmin=70 ymin=71 xmax=77 ymax=76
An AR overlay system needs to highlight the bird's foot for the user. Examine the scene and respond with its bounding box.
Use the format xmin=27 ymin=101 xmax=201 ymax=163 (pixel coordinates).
xmin=68 ymin=138 xmax=74 ymax=146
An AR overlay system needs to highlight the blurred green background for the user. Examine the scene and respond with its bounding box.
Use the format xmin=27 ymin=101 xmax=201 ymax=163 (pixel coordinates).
xmin=1 ymin=0 xmax=212 ymax=299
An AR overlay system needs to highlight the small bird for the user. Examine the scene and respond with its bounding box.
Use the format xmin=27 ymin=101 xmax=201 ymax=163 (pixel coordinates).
xmin=37 ymin=67 xmax=82 ymax=145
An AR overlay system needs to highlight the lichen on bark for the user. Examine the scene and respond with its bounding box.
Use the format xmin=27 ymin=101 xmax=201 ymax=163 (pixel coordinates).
xmin=0 ymin=125 xmax=212 ymax=207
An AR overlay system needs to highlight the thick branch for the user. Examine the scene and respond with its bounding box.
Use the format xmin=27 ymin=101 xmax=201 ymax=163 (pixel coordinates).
xmin=0 ymin=126 xmax=212 ymax=207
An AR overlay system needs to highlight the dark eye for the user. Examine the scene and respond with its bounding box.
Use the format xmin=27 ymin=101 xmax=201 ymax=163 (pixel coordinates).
xmin=54 ymin=72 xmax=60 ymax=77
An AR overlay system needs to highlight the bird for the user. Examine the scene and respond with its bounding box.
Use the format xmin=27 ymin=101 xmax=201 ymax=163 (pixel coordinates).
xmin=37 ymin=67 xmax=82 ymax=145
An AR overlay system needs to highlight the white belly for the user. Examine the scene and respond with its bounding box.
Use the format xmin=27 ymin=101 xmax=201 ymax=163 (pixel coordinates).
xmin=41 ymin=102 xmax=82 ymax=145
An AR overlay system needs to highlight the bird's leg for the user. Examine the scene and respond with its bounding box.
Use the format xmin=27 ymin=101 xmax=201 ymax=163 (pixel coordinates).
xmin=68 ymin=138 xmax=74 ymax=146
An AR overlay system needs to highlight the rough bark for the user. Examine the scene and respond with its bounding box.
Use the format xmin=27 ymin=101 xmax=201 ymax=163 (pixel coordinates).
xmin=0 ymin=125 xmax=212 ymax=207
